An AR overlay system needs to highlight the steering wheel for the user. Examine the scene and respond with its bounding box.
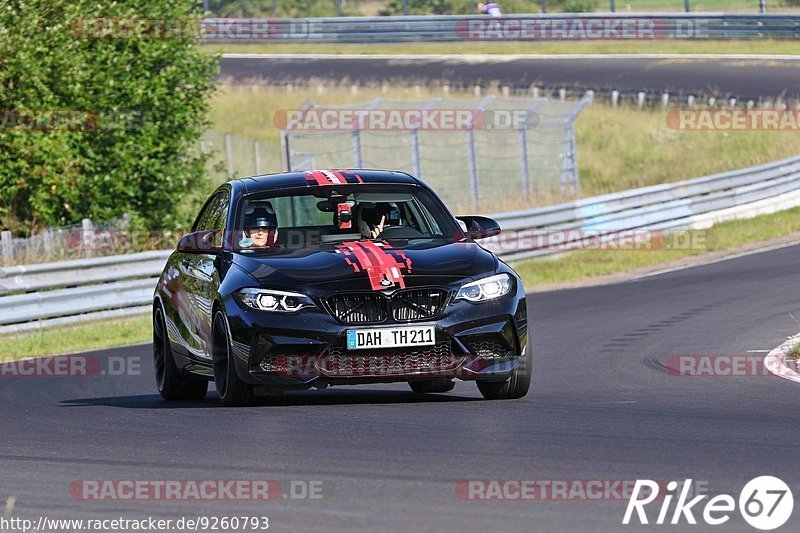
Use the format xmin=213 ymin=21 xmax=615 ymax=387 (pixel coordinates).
xmin=376 ymin=226 xmax=426 ymax=239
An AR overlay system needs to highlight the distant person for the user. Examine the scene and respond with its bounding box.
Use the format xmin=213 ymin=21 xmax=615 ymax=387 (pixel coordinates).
xmin=477 ymin=2 xmax=502 ymax=16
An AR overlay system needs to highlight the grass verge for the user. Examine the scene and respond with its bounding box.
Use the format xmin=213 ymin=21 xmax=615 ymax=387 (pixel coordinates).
xmin=789 ymin=341 xmax=800 ymax=359
xmin=204 ymin=40 xmax=800 ymax=56
xmin=512 ymin=206 xmax=800 ymax=287
xmin=0 ymin=314 xmax=151 ymax=360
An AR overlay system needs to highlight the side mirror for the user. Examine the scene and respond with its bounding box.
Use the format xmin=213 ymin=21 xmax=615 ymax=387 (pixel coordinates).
xmin=177 ymin=230 xmax=222 ymax=253
xmin=456 ymin=216 xmax=501 ymax=240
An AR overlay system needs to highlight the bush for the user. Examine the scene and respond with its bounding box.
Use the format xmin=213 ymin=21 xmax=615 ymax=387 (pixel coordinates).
xmin=0 ymin=0 xmax=219 ymax=235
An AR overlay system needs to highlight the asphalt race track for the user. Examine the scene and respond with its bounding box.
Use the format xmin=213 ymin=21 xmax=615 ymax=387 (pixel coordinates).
xmin=2 ymin=242 xmax=800 ymax=532
xmin=219 ymin=54 xmax=800 ymax=101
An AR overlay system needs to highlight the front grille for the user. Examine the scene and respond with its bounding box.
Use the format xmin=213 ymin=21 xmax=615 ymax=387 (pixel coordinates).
xmin=326 ymin=293 xmax=387 ymax=324
xmin=392 ymin=289 xmax=448 ymax=321
xmin=318 ymin=342 xmax=458 ymax=377
xmin=325 ymin=288 xmax=448 ymax=324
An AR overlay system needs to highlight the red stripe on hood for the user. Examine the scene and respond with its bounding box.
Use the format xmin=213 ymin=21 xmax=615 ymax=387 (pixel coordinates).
xmin=336 ymin=241 xmax=412 ymax=290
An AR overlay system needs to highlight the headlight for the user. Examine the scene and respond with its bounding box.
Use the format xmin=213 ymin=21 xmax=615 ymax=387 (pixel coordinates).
xmin=455 ymin=273 xmax=513 ymax=303
xmin=237 ymin=288 xmax=315 ymax=312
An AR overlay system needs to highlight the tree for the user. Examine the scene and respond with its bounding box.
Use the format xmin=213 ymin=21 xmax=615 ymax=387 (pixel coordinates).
xmin=0 ymin=0 xmax=219 ymax=235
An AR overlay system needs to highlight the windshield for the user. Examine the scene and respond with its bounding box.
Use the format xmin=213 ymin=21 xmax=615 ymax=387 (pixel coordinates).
xmin=233 ymin=184 xmax=460 ymax=253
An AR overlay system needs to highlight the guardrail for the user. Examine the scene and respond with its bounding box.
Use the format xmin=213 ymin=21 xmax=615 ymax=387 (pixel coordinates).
xmin=483 ymin=154 xmax=800 ymax=261
xmin=202 ymin=14 xmax=800 ymax=43
xmin=0 ymin=251 xmax=170 ymax=334
xmin=2 ymin=154 xmax=799 ymax=333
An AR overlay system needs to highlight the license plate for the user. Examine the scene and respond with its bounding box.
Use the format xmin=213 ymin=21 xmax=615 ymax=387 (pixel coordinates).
xmin=346 ymin=326 xmax=435 ymax=350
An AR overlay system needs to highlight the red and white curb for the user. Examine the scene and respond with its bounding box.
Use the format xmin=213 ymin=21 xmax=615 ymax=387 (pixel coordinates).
xmin=764 ymin=334 xmax=800 ymax=384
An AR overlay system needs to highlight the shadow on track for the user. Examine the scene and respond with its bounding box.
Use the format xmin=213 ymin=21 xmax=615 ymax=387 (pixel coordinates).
xmin=60 ymin=389 xmax=481 ymax=409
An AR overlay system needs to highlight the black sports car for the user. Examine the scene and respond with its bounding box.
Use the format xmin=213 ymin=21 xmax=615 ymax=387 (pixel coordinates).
xmin=153 ymin=169 xmax=530 ymax=406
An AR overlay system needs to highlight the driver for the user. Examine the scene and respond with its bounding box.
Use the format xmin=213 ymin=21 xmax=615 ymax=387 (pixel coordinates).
xmin=241 ymin=204 xmax=278 ymax=248
xmin=358 ymin=202 xmax=400 ymax=239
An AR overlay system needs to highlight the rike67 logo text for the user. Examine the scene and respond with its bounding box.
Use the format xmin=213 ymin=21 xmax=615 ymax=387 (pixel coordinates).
xmin=623 ymin=476 xmax=793 ymax=530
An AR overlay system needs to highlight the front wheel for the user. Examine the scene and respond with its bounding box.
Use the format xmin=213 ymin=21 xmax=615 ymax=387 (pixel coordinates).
xmin=476 ymin=343 xmax=532 ymax=400
xmin=153 ymin=307 xmax=208 ymax=401
xmin=212 ymin=311 xmax=254 ymax=407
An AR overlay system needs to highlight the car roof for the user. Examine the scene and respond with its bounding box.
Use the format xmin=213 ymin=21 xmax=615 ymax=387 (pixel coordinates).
xmin=235 ymin=169 xmax=421 ymax=194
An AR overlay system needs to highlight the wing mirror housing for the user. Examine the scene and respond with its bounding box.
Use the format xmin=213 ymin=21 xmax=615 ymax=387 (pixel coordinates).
xmin=456 ymin=216 xmax=502 ymax=240
xmin=177 ymin=230 xmax=223 ymax=253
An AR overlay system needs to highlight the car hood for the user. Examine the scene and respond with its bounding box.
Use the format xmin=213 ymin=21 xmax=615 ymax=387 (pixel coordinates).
xmin=231 ymin=239 xmax=497 ymax=293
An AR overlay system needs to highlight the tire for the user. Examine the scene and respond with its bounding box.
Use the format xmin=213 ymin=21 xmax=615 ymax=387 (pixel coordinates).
xmin=476 ymin=343 xmax=532 ymax=400
xmin=153 ymin=306 xmax=208 ymax=401
xmin=409 ymin=378 xmax=455 ymax=394
xmin=212 ymin=310 xmax=254 ymax=407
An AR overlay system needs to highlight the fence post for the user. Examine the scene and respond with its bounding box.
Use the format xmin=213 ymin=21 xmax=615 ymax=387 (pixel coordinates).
xmin=352 ymin=130 xmax=363 ymax=168
xmin=540 ymin=0 xmax=546 ymax=13
xmin=281 ymin=132 xmax=292 ymax=171
xmin=466 ymin=126 xmax=479 ymax=210
xmin=1 ymin=231 xmax=12 ymax=264
xmin=225 ymin=133 xmax=234 ymax=177
xmin=560 ymin=91 xmax=592 ymax=196
xmin=43 ymin=228 xmax=53 ymax=255
xmin=610 ymin=0 xmax=616 ymax=12
xmin=411 ymin=129 xmax=421 ymax=178
xmin=518 ymin=126 xmax=530 ymax=200
xmin=81 ymin=218 xmax=94 ymax=255
xmin=561 ymin=126 xmax=578 ymax=195
xmin=254 ymin=140 xmax=261 ymax=175
xmin=684 ymin=0 xmax=690 ymax=11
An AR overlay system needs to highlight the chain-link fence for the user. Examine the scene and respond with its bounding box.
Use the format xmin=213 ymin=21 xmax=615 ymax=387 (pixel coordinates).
xmin=277 ymin=94 xmax=592 ymax=212
xmin=200 ymin=131 xmax=284 ymax=186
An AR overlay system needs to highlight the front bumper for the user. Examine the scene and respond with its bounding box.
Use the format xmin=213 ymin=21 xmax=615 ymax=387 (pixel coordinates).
xmin=221 ymin=285 xmax=528 ymax=391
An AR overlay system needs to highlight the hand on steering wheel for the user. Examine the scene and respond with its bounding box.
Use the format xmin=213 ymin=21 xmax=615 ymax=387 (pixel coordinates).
xmin=369 ymin=215 xmax=386 ymax=239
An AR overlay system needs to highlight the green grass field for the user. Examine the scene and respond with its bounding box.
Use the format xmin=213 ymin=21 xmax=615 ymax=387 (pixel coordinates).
xmin=0 ymin=315 xmax=151 ymax=360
